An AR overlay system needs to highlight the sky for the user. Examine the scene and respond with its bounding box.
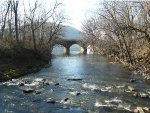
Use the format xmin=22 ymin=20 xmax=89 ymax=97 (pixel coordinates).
xmin=0 ymin=0 xmax=100 ymax=31
xmin=62 ymin=0 xmax=100 ymax=30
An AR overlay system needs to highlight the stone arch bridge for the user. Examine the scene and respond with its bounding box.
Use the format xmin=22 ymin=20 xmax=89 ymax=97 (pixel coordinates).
xmin=53 ymin=38 xmax=87 ymax=54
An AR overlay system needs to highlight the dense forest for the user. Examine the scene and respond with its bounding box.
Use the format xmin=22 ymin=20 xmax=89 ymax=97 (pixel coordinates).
xmin=82 ymin=1 xmax=150 ymax=79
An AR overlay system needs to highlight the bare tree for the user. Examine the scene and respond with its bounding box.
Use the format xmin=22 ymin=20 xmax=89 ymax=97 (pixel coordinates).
xmin=0 ymin=1 xmax=11 ymax=39
xmin=12 ymin=0 xmax=20 ymax=46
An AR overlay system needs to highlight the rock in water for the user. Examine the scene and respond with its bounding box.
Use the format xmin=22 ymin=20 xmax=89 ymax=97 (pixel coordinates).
xmin=46 ymin=98 xmax=55 ymax=103
xmin=67 ymin=78 xmax=82 ymax=81
xmin=143 ymin=107 xmax=150 ymax=112
xmin=128 ymin=86 xmax=135 ymax=91
xmin=69 ymin=91 xmax=81 ymax=96
xmin=76 ymin=92 xmax=81 ymax=96
xmin=60 ymin=98 xmax=70 ymax=104
xmin=139 ymin=93 xmax=148 ymax=98
xmin=133 ymin=92 xmax=138 ymax=97
xmin=64 ymin=98 xmax=69 ymax=101
xmin=55 ymin=83 xmax=59 ymax=86
xmin=136 ymin=107 xmax=145 ymax=113
xmin=34 ymin=78 xmax=46 ymax=82
xmin=35 ymin=90 xmax=42 ymax=94
xmin=134 ymin=109 xmax=139 ymax=113
xmin=130 ymin=79 xmax=136 ymax=83
xmin=23 ymin=88 xmax=34 ymax=93
xmin=19 ymin=82 xmax=25 ymax=86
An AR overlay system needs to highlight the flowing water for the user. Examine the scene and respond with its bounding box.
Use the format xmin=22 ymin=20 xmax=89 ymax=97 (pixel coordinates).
xmin=0 ymin=50 xmax=150 ymax=113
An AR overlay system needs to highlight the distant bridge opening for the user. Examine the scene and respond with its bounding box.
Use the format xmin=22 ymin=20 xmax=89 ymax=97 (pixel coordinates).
xmin=52 ymin=45 xmax=65 ymax=56
xmin=70 ymin=44 xmax=81 ymax=54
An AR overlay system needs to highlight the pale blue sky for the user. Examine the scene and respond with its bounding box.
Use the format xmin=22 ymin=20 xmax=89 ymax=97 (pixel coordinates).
xmin=62 ymin=0 xmax=100 ymax=30
xmin=0 ymin=0 xmax=100 ymax=30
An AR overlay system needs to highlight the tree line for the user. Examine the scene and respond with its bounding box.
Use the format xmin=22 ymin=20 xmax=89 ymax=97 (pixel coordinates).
xmin=83 ymin=1 xmax=150 ymax=75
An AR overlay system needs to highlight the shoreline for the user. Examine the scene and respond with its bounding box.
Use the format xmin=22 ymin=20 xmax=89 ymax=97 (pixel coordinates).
xmin=0 ymin=61 xmax=49 ymax=82
xmin=107 ymin=56 xmax=150 ymax=80
xmin=0 ymin=50 xmax=50 ymax=82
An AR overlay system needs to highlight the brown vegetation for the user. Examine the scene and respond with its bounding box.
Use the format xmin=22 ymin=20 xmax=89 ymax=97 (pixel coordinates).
xmin=82 ymin=1 xmax=150 ymax=79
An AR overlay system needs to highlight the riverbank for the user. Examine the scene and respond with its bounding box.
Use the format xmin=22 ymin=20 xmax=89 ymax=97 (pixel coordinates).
xmin=106 ymin=54 xmax=150 ymax=80
xmin=0 ymin=48 xmax=50 ymax=82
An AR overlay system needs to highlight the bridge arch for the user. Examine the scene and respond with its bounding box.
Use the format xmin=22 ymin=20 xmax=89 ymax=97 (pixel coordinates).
xmin=53 ymin=38 xmax=87 ymax=54
xmin=52 ymin=44 xmax=66 ymax=55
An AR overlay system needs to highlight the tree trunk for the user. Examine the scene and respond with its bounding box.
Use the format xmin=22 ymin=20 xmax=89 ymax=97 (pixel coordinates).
xmin=31 ymin=24 xmax=37 ymax=52
xmin=13 ymin=1 xmax=20 ymax=47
